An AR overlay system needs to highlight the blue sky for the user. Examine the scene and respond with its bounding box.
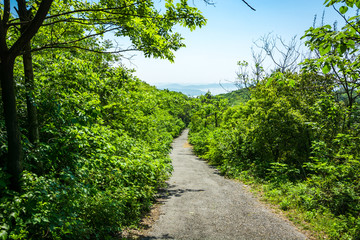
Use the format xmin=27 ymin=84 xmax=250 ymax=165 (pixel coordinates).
xmin=121 ymin=0 xmax=348 ymax=86
xmin=4 ymin=0 xmax=347 ymax=86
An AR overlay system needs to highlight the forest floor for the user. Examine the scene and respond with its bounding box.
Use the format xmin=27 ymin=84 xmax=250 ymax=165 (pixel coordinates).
xmin=122 ymin=129 xmax=308 ymax=240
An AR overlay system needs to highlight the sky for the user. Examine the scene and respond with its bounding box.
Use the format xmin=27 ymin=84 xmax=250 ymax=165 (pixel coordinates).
xmin=120 ymin=0 xmax=348 ymax=86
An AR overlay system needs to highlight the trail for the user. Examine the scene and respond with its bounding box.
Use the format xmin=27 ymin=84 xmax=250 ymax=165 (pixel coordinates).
xmin=143 ymin=129 xmax=307 ymax=240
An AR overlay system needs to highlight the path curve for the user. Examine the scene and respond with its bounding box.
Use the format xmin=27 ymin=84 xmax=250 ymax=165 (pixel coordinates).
xmin=143 ymin=129 xmax=307 ymax=240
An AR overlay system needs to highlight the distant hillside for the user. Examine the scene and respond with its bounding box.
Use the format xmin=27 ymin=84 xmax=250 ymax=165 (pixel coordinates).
xmin=156 ymin=83 xmax=237 ymax=96
xmin=217 ymin=88 xmax=250 ymax=106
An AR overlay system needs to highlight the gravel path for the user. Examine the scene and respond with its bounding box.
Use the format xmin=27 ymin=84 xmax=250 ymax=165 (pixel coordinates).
xmin=143 ymin=129 xmax=307 ymax=240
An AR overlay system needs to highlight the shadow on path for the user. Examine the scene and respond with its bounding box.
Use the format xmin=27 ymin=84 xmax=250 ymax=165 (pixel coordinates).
xmin=156 ymin=183 xmax=205 ymax=201
xmin=141 ymin=233 xmax=175 ymax=239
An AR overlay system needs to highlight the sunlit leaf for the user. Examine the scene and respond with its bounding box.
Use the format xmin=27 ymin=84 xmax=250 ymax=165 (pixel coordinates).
xmin=322 ymin=62 xmax=331 ymax=74
xmin=339 ymin=6 xmax=348 ymax=14
xmin=319 ymin=44 xmax=331 ymax=55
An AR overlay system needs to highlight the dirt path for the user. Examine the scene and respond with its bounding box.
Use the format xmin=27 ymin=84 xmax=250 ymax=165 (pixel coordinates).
xmin=143 ymin=129 xmax=307 ymax=240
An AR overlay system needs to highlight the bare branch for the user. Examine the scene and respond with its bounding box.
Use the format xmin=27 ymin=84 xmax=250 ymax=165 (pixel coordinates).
xmin=241 ymin=0 xmax=256 ymax=11
xmin=255 ymin=33 xmax=301 ymax=72
xmin=218 ymin=79 xmax=233 ymax=93
xmin=202 ymin=0 xmax=215 ymax=6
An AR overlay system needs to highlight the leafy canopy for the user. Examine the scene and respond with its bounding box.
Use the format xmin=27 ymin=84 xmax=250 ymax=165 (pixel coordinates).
xmin=3 ymin=0 xmax=207 ymax=61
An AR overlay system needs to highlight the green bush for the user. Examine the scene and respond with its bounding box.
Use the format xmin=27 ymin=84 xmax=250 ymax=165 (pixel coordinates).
xmin=188 ymin=71 xmax=360 ymax=239
xmin=0 ymin=50 xmax=190 ymax=239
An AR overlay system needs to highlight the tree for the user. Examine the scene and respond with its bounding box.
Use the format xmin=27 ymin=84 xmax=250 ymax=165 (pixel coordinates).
xmin=234 ymin=50 xmax=265 ymax=98
xmin=15 ymin=0 xmax=39 ymax=146
xmin=234 ymin=33 xmax=301 ymax=99
xmin=254 ymin=33 xmax=302 ymax=73
xmin=302 ymin=0 xmax=360 ymax=127
xmin=0 ymin=0 xmax=208 ymax=191
xmin=0 ymin=0 xmax=53 ymax=192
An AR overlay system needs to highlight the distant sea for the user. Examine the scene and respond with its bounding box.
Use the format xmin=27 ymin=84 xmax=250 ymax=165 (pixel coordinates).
xmin=155 ymin=83 xmax=238 ymax=97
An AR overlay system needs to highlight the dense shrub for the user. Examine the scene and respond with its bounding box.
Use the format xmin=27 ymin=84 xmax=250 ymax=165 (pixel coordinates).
xmin=0 ymin=50 xmax=190 ymax=239
xmin=189 ymin=71 xmax=360 ymax=239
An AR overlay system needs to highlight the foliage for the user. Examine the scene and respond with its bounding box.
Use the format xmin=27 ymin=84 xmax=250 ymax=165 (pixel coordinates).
xmin=302 ymin=0 xmax=360 ymax=111
xmin=0 ymin=0 xmax=205 ymax=237
xmin=5 ymin=0 xmax=207 ymax=60
xmin=0 ymin=0 xmax=208 ymax=194
xmin=0 ymin=47 xmax=191 ymax=239
xmin=217 ymin=88 xmax=250 ymax=106
xmin=189 ymin=2 xmax=360 ymax=238
xmin=189 ymin=65 xmax=360 ymax=238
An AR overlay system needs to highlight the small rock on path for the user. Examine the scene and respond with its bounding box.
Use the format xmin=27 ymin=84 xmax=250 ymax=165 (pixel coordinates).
xmin=143 ymin=129 xmax=307 ymax=240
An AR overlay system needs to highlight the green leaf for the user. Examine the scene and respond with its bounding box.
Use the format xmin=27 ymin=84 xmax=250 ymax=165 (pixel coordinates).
xmin=0 ymin=230 xmax=8 ymax=240
xmin=322 ymin=62 xmax=331 ymax=74
xmin=356 ymin=1 xmax=360 ymax=8
xmin=319 ymin=44 xmax=331 ymax=55
xmin=339 ymin=43 xmax=348 ymax=55
xmin=266 ymin=77 xmax=274 ymax=87
xmin=288 ymin=79 xmax=295 ymax=87
xmin=339 ymin=6 xmax=349 ymax=14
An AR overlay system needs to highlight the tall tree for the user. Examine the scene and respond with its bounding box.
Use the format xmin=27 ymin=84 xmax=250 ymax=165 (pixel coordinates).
xmin=18 ymin=0 xmax=40 ymax=146
xmin=0 ymin=0 xmax=53 ymax=192
xmin=0 ymin=0 xmax=208 ymax=191
xmin=302 ymin=0 xmax=360 ymax=127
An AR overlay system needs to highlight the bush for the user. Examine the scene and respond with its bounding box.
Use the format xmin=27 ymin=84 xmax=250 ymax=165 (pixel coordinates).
xmin=0 ymin=52 xmax=189 ymax=239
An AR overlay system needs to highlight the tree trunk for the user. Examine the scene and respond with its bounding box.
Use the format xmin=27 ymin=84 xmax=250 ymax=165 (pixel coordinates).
xmin=0 ymin=0 xmax=53 ymax=192
xmin=18 ymin=0 xmax=40 ymax=145
xmin=215 ymin=112 xmax=218 ymax=128
xmin=23 ymin=43 xmax=40 ymax=145
xmin=0 ymin=56 xmax=23 ymax=192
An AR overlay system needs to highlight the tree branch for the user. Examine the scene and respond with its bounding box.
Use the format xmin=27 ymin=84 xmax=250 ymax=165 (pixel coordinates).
xmin=333 ymin=5 xmax=360 ymax=36
xmin=10 ymin=0 xmax=54 ymax=59
xmin=46 ymin=26 xmax=121 ymax=46
xmin=43 ymin=2 xmax=141 ymax=20
xmin=40 ymin=13 xmax=158 ymax=27
xmin=242 ymin=0 xmax=256 ymax=11
xmin=3 ymin=0 xmax=11 ymax=24
xmin=29 ymin=26 xmax=122 ymax=53
xmin=30 ymin=45 xmax=138 ymax=54
xmin=0 ymin=0 xmax=11 ymax=51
